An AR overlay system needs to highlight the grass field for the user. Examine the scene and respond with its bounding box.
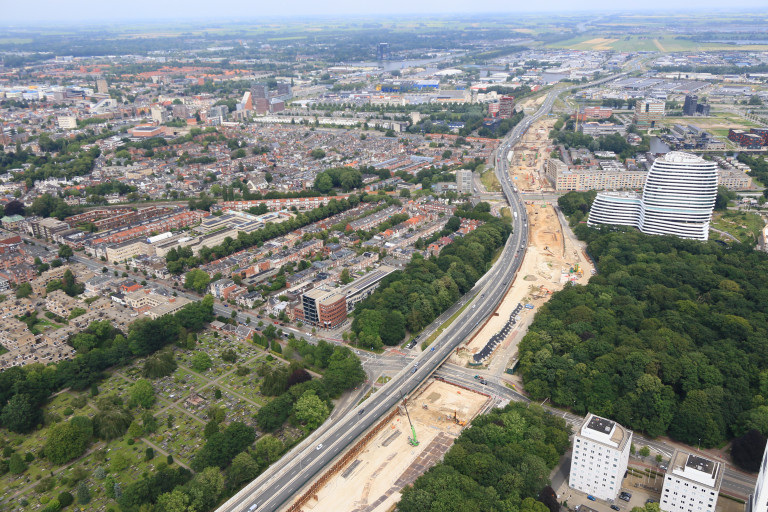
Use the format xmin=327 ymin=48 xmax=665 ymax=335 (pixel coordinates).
xmin=710 ymin=211 xmax=765 ymax=244
xmin=547 ymin=34 xmax=768 ymax=52
xmin=480 ymin=166 xmax=501 ymax=192
xmin=661 ymin=113 xmax=760 ymax=139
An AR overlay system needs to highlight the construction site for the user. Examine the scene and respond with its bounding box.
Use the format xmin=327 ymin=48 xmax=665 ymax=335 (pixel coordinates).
xmin=281 ymin=379 xmax=489 ymax=512
xmin=508 ymin=116 xmax=557 ymax=194
xmin=450 ymin=117 xmax=594 ymax=377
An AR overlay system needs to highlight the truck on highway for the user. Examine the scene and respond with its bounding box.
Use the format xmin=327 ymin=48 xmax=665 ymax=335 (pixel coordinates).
xmin=513 ymin=211 xmax=518 ymax=220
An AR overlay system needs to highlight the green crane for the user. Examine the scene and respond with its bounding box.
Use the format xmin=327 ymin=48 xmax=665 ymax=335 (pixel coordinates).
xmin=401 ymin=392 xmax=419 ymax=447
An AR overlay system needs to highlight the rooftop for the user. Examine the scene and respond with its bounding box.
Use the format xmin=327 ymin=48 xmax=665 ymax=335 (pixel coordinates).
xmin=669 ymin=449 xmax=723 ymax=490
xmin=579 ymin=413 xmax=631 ymax=450
xmin=661 ymin=151 xmax=705 ymax=164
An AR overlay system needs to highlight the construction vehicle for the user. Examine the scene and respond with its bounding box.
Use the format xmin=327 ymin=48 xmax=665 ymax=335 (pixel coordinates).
xmin=401 ymin=393 xmax=419 ymax=447
xmin=453 ymin=410 xmax=467 ymax=427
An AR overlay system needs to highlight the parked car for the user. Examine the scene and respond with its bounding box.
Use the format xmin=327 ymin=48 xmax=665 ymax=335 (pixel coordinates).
xmin=587 ymin=496 xmax=596 ymax=501
xmin=611 ymin=506 xmax=620 ymax=511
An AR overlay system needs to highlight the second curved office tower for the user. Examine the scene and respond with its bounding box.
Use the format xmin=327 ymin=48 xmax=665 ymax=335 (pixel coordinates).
xmin=588 ymin=152 xmax=718 ymax=241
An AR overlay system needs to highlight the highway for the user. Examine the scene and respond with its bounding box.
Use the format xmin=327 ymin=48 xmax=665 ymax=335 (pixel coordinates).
xmin=217 ymin=74 xmax=757 ymax=511
xmin=215 ymin=81 xmax=564 ymax=512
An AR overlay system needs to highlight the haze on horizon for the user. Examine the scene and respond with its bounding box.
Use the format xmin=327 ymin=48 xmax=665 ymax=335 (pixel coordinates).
xmin=3 ymin=0 xmax=768 ymax=24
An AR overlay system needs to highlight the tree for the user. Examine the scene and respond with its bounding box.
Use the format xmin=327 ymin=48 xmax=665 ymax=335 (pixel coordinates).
xmin=110 ymin=452 xmax=130 ymax=472
xmin=184 ymin=269 xmax=211 ymax=294
xmin=204 ymin=419 xmax=220 ymax=439
xmin=76 ymin=481 xmax=91 ymax=505
xmin=445 ymin=215 xmax=461 ymax=232
xmin=142 ymin=349 xmax=177 ymax=378
xmin=15 ymin=282 xmax=32 ymax=299
xmin=228 ymin=451 xmax=260 ymax=485
xmin=639 ymin=446 xmax=651 ymax=457
xmin=251 ymin=434 xmax=284 ymax=467
xmin=127 ymin=421 xmax=144 ymax=438
xmin=44 ymin=416 xmax=93 ymax=465
xmin=57 ymin=492 xmax=74 ymax=507
xmin=340 ymin=268 xmax=353 ymax=284
xmin=749 ymin=95 xmax=763 ymax=106
xmin=538 ymin=486 xmax=560 ymax=512
xmin=8 ymin=453 xmax=27 ymax=474
xmin=188 ymin=466 xmax=226 ymax=511
xmin=732 ymin=430 xmax=767 ymax=472
xmin=57 ymin=244 xmax=73 ymax=259
xmin=221 ymin=349 xmax=237 ymax=363
xmin=129 ymin=379 xmax=156 ymax=409
xmin=191 ymin=351 xmax=213 ymax=372
xmin=93 ymin=399 xmax=132 ymax=440
xmin=192 ymin=422 xmax=256 ymax=471
xmin=1 ymin=393 xmax=41 ymax=433
xmin=322 ymin=347 xmax=366 ymax=397
xmin=294 ymin=390 xmax=329 ymax=431
xmin=156 ymin=489 xmax=191 ymax=512
xmin=4 ymin=199 xmax=24 ymax=217
xmin=315 ymin=173 xmax=333 ymax=193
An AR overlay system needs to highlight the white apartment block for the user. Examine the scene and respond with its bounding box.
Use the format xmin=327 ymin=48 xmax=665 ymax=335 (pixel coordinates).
xmin=661 ymin=450 xmax=723 ymax=512
xmin=569 ymin=413 xmax=632 ymax=501
xmin=747 ymin=444 xmax=768 ymax=512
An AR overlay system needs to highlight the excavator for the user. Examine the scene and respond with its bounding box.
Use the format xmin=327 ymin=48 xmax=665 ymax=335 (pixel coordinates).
xmin=401 ymin=394 xmax=419 ymax=447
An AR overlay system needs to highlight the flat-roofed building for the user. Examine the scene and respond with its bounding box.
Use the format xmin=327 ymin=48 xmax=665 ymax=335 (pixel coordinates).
xmin=45 ymin=289 xmax=80 ymax=319
xmin=30 ymin=217 xmax=69 ymax=241
xmin=106 ymin=238 xmax=153 ymax=263
xmin=301 ymin=288 xmax=347 ymax=329
xmin=546 ymin=158 xmax=647 ymax=192
xmin=457 ymin=169 xmax=473 ymax=194
xmin=569 ymin=413 xmax=632 ymax=501
xmin=661 ymin=450 xmax=723 ymax=512
xmin=634 ymin=98 xmax=665 ymax=127
xmin=146 ymin=296 xmax=191 ymax=319
xmin=340 ymin=265 xmax=397 ymax=310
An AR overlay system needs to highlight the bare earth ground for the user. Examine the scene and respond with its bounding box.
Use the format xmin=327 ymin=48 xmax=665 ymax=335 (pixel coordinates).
xmin=282 ymin=380 xmax=489 ymax=512
xmin=450 ymin=118 xmax=593 ymax=376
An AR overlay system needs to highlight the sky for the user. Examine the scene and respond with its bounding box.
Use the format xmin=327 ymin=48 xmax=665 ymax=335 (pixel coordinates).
xmin=3 ymin=0 xmax=767 ymax=23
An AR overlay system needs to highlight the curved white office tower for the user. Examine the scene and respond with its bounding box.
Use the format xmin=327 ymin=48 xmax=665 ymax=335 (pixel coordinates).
xmin=588 ymin=152 xmax=718 ymax=241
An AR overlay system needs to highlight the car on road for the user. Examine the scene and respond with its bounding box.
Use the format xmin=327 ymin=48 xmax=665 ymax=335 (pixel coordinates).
xmin=587 ymin=496 xmax=596 ymax=501
xmin=249 ymin=504 xmax=258 ymax=511
xmin=316 ymin=443 xmax=323 ymax=450
xmin=611 ymin=506 xmax=620 ymax=511
xmin=358 ymin=408 xmax=365 ymax=415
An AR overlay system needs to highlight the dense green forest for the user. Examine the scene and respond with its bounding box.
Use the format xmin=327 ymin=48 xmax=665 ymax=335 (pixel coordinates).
xmin=351 ymin=214 xmax=512 ymax=348
xmin=518 ymin=216 xmax=768 ymax=449
xmin=398 ymin=403 xmax=570 ymax=512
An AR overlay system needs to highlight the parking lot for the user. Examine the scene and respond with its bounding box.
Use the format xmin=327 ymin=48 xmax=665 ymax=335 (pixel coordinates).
xmin=557 ymin=470 xmax=662 ymax=512
xmin=556 ymin=465 xmax=745 ymax=512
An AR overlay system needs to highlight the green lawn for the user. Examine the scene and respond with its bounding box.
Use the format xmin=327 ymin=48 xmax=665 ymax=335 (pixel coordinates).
xmin=710 ymin=211 xmax=765 ymax=244
xmin=480 ymin=166 xmax=501 ymax=192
